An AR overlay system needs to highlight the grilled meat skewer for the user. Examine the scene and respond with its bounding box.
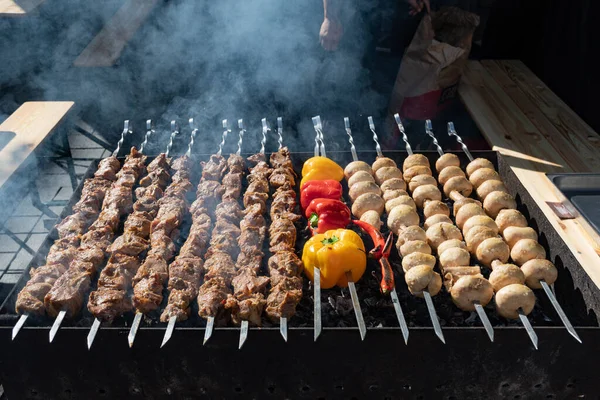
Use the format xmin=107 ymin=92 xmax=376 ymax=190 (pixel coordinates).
xmin=88 ymin=154 xmax=171 ymax=323
xmin=15 ymin=156 xmax=122 ymax=316
xmin=44 ymin=148 xmax=147 ymax=318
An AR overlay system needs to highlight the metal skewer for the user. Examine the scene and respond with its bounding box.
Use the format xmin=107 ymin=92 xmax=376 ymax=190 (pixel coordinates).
xmin=311 ymin=117 xmax=323 ymax=342
xmin=518 ymin=308 xmax=539 ymax=349
xmin=424 ymin=120 xmax=493 ymax=342
xmin=160 ymin=125 xmax=201 ymax=349
xmin=129 ymin=122 xmax=189 ymax=348
xmin=165 ymin=121 xmax=179 ymax=158
xmin=205 ymin=119 xmax=231 ymax=345
xmin=217 ymin=119 xmax=230 ymax=157
xmin=267 ymin=117 xmax=290 ymax=342
xmin=237 ymin=118 xmax=249 ymax=350
xmin=312 ymin=116 xmax=326 ymax=158
xmin=186 ymin=118 xmax=198 ymax=157
xmin=447 ymin=122 xmax=580 ymax=344
xmin=394 ymin=114 xmax=413 ymax=154
xmin=368 ymin=116 xmax=383 ymax=158
xmin=236 ymin=119 xmax=245 ymax=156
xmin=346 ymin=271 xmax=366 ymax=340
xmin=139 ymin=119 xmax=155 ymax=154
xmin=366 ymin=117 xmax=409 ymax=344
xmin=277 ymin=117 xmax=283 ymax=151
xmin=394 ymin=115 xmax=445 ymax=343
xmin=50 ymin=121 xmax=134 ymax=344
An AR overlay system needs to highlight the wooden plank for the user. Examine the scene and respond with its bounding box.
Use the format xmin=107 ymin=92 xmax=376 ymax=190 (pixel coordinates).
xmin=0 ymin=0 xmax=44 ymax=16
xmin=459 ymin=61 xmax=600 ymax=289
xmin=458 ymin=60 xmax=572 ymax=173
xmin=481 ymin=60 xmax=600 ymax=172
xmin=493 ymin=60 xmax=600 ymax=171
xmin=499 ymin=60 xmax=600 ymax=143
xmin=0 ymin=101 xmax=74 ymax=189
xmin=73 ymin=0 xmax=159 ymax=67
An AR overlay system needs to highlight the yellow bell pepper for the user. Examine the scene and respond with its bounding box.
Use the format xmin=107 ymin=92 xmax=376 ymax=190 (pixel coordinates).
xmin=300 ymin=156 xmax=344 ymax=187
xmin=302 ymin=229 xmax=367 ymax=289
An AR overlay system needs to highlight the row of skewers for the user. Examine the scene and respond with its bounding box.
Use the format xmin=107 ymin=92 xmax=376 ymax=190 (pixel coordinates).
xmin=10 ymin=116 xmax=579 ymax=349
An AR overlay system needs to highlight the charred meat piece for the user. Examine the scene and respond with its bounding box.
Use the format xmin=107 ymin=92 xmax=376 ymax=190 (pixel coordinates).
xmin=55 ymin=212 xmax=94 ymax=239
xmin=96 ymin=253 xmax=140 ymax=290
xmin=80 ymin=225 xmax=115 ymax=251
xmin=265 ymin=276 xmax=303 ymax=322
xmin=152 ymin=197 xmax=187 ymax=234
xmin=247 ymin=153 xmax=266 ymax=166
xmin=15 ymin=264 xmax=68 ymax=315
xmin=269 ymin=147 xmax=294 ymax=170
xmin=246 ymin=178 xmax=269 ymax=195
xmin=212 ymin=219 xmax=241 ymax=237
xmin=232 ymin=269 xmax=270 ymax=298
xmin=215 ymin=200 xmax=243 ymax=224
xmin=197 ymin=277 xmax=231 ymax=319
xmin=236 ymin=252 xmax=263 ymax=274
xmin=238 ymin=226 xmax=266 ymax=255
xmin=227 ymin=154 xmax=245 ymax=174
xmin=225 ymin=292 xmax=266 ymax=326
xmin=269 ymin=218 xmax=296 ymax=252
xmin=222 ymin=172 xmax=243 ymax=200
xmin=87 ymin=289 xmax=131 ymax=323
xmin=267 ymin=251 xmax=304 ymax=286
xmin=123 ymin=211 xmax=152 ymax=237
xmin=270 ymin=185 xmax=300 ymax=222
xmin=95 ymin=156 xmax=121 ymax=180
xmin=249 ymin=161 xmax=272 ymax=179
xmin=107 ymin=233 xmax=148 ymax=256
xmin=202 ymin=155 xmax=227 ymax=181
xmin=269 ymin=167 xmax=296 ymax=188
xmin=203 ymin=251 xmax=237 ymax=286
xmin=243 ymin=192 xmax=268 ymax=214
xmin=44 ymin=262 xmax=95 ymax=318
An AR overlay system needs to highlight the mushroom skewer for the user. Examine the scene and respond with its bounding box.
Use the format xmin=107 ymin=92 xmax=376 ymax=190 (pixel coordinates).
xmin=427 ymin=121 xmax=536 ymax=347
xmin=373 ymin=114 xmax=444 ymax=343
xmin=312 ymin=116 xmax=368 ymax=340
xmin=448 ymin=122 xmax=580 ymax=344
xmin=12 ymin=121 xmax=133 ymax=342
xmin=417 ymin=119 xmax=495 ymax=342
xmin=344 ymin=117 xmax=409 ymax=344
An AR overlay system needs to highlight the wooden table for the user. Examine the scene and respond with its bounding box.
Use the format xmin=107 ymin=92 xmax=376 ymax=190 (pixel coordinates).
xmin=0 ymin=101 xmax=74 ymax=190
xmin=459 ymin=59 xmax=600 ymax=288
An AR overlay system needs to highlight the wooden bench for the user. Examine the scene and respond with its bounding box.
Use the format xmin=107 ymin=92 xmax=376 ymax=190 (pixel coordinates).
xmin=73 ymin=0 xmax=159 ymax=67
xmin=0 ymin=0 xmax=44 ymax=16
xmin=0 ymin=102 xmax=74 ymax=219
xmin=459 ymin=59 xmax=600 ymax=288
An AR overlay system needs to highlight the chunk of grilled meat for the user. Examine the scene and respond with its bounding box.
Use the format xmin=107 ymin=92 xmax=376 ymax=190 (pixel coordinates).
xmin=269 ymin=147 xmax=294 ymax=170
xmin=270 ymin=183 xmax=300 ymax=222
xmin=265 ymin=276 xmax=303 ymax=322
xmin=197 ymin=277 xmax=231 ymax=320
xmin=269 ymin=167 xmax=296 ymax=188
xmin=267 ymin=251 xmax=304 ymax=287
xmin=268 ymin=218 xmax=296 ymax=252
xmin=222 ymin=172 xmax=243 ymax=200
xmin=160 ymin=257 xmax=204 ymax=322
xmin=201 ymin=155 xmax=227 ymax=181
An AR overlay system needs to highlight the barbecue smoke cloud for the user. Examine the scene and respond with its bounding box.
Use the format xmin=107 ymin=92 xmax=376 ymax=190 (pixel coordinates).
xmin=0 ymin=0 xmax=386 ymax=153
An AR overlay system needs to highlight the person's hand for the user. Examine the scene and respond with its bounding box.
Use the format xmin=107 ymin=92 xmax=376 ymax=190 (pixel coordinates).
xmin=407 ymin=0 xmax=430 ymax=16
xmin=320 ymin=18 xmax=343 ymax=51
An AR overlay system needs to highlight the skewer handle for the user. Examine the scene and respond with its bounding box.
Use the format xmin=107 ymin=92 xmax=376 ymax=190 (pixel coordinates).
xmin=217 ymin=119 xmax=230 ymax=156
xmin=447 ymin=122 xmax=474 ymax=161
xmin=237 ymin=119 xmax=245 ymax=156
xmin=112 ymin=120 xmax=131 ymax=157
xmin=187 ymin=118 xmax=198 ymax=157
xmin=393 ymin=114 xmax=413 ymax=155
xmin=140 ymin=119 xmax=154 ymax=154
xmin=165 ymin=120 xmax=179 ymax=158
xmin=368 ymin=116 xmax=383 ymax=158
xmin=425 ymin=120 xmax=444 ymax=156
xmin=312 ymin=115 xmax=326 ymax=157
xmin=277 ymin=117 xmax=283 ymax=150
xmin=344 ymin=117 xmax=359 ymax=162
xmin=260 ymin=118 xmax=269 ymax=155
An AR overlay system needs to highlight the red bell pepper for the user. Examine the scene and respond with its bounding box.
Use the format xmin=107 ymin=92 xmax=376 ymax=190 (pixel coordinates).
xmin=353 ymin=220 xmax=395 ymax=295
xmin=300 ymin=180 xmax=342 ymax=211
xmin=306 ymin=198 xmax=351 ymax=235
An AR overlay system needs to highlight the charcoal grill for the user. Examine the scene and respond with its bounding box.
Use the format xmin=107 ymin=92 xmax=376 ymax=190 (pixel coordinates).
xmin=1 ymin=128 xmax=599 ymax=398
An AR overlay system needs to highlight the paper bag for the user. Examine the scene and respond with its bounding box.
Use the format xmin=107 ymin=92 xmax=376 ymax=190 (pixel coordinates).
xmin=390 ymin=8 xmax=479 ymax=120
